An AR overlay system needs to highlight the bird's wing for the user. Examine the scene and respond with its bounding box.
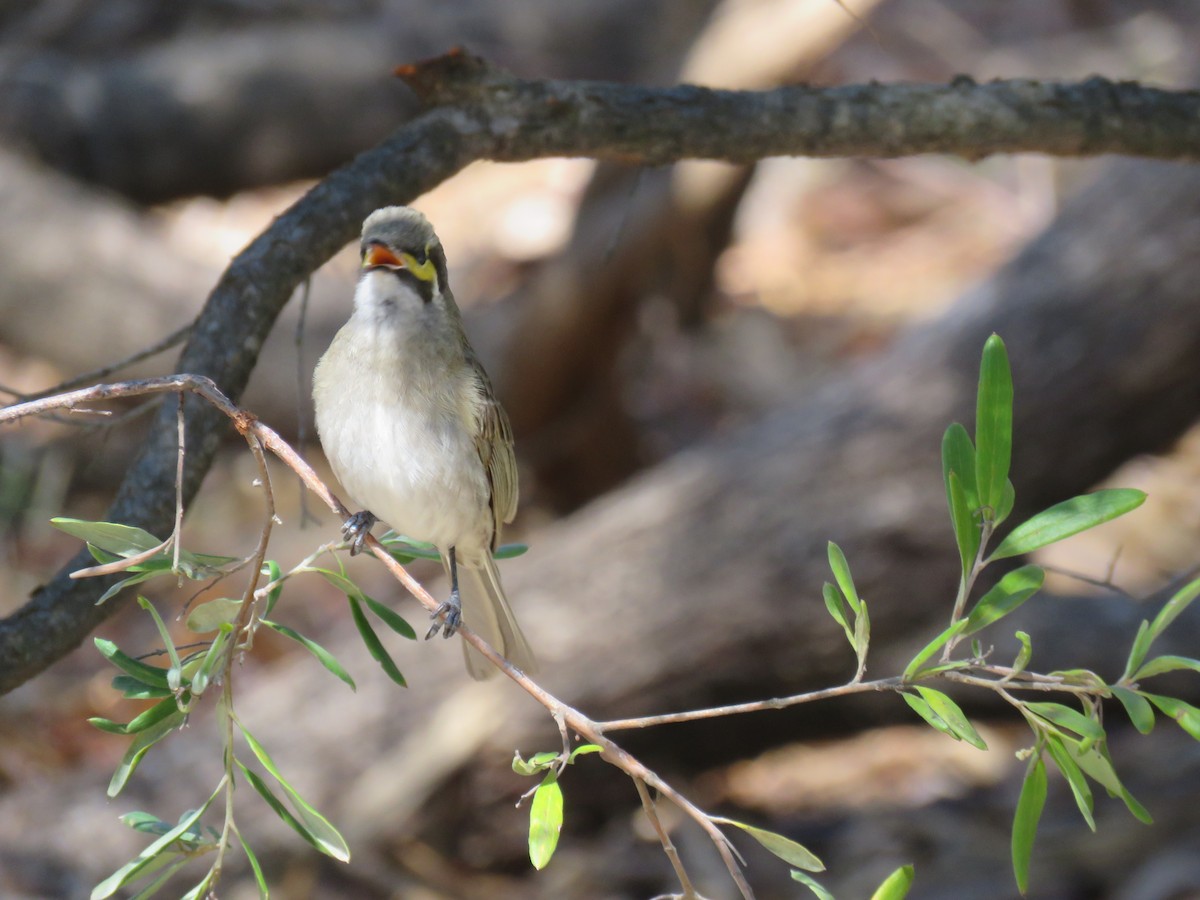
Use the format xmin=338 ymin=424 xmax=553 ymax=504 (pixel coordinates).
xmin=470 ymin=363 xmax=519 ymax=542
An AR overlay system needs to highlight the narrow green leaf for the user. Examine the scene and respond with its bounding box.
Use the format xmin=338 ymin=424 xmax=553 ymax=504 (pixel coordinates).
xmin=1110 ymin=686 xmax=1155 ymax=734
xmin=185 ymin=597 xmax=242 ymax=633
xmin=870 ymin=864 xmax=916 ymax=900
xmin=137 ymin=596 xmax=182 ymax=690
xmin=903 ymin=619 xmax=968 ymax=680
xmin=121 ymin=812 xmax=171 ymax=836
xmin=125 ymin=854 xmax=188 ymax=900
xmin=1147 ymin=575 xmax=1200 ymax=645
xmin=236 ymin=760 xmax=351 ymax=862
xmin=1123 ymin=619 xmax=1154 ymax=682
xmin=108 ymin=712 xmax=186 ymax=798
xmin=989 ymin=489 xmax=1147 ymax=562
xmin=1135 ymin=655 xmax=1200 ymax=680
xmin=347 ymin=595 xmax=406 ymax=687
xmin=1142 ymin=693 xmax=1200 ymax=741
xmin=262 ymin=560 xmax=283 ymax=617
xmin=234 ymin=828 xmax=269 ymax=899
xmin=378 ymin=532 xmax=441 ymax=560
xmin=239 ymin=724 xmax=351 ymax=862
xmin=1012 ymin=630 xmax=1032 ymax=676
xmin=190 ymin=625 xmax=232 ymax=696
xmin=995 ymin=478 xmax=1016 ymax=527
xmin=362 ymin=595 xmax=417 ymax=640
xmin=178 ymin=871 xmax=215 ymax=900
xmin=1066 ymin=743 xmax=1153 ymax=823
xmin=791 ymin=869 xmax=836 ymax=900
xmin=111 ymin=675 xmax=172 ymax=700
xmin=854 ymin=600 xmax=870 ymax=675
xmin=963 ymin=565 xmax=1044 ymax=635
xmin=947 ymin=470 xmax=981 ymax=578
xmin=902 ymin=691 xmax=956 ymax=740
xmin=941 ymin=423 xmax=978 ymax=506
xmin=827 ymin=542 xmax=861 ymax=615
xmin=529 ymin=774 xmax=563 ymax=870
xmin=95 ymin=638 xmax=171 ymax=688
xmin=52 ymin=517 xmax=164 ymax=556
xmin=96 ymin=571 xmax=160 ymax=605
xmin=1012 ymin=756 xmax=1046 ymax=896
xmin=124 ymin=697 xmax=187 ymax=735
xmin=1043 ymin=735 xmax=1095 ymax=831
xmin=568 ymin=744 xmax=603 ymax=764
xmin=822 ymin=582 xmax=850 ymax=632
xmin=261 ymin=619 xmax=356 ymax=690
xmin=713 ymin=817 xmax=824 ymax=872
xmin=494 ymin=542 xmax=529 ymax=559
xmin=88 ymin=716 xmax=131 ymax=735
xmin=915 ymin=687 xmax=987 ymax=750
xmin=91 ymin=783 xmax=220 ymax=899
xmin=975 ymin=334 xmax=1013 ymax=517
xmin=1025 ymin=702 xmax=1105 ymax=744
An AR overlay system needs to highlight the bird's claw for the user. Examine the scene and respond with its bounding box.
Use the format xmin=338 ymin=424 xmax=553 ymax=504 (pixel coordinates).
xmin=341 ymin=510 xmax=377 ymax=555
xmin=425 ymin=589 xmax=462 ymax=640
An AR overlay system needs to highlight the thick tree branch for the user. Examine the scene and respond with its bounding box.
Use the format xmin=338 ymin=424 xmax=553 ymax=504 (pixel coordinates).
xmin=2 ymin=51 xmax=1199 ymax=694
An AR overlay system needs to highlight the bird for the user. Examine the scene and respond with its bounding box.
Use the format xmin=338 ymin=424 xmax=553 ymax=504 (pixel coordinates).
xmin=312 ymin=206 xmax=536 ymax=679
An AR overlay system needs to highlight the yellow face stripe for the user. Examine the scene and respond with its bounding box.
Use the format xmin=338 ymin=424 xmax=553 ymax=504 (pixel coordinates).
xmin=400 ymin=249 xmax=437 ymax=283
xmin=361 ymin=243 xmax=438 ymax=284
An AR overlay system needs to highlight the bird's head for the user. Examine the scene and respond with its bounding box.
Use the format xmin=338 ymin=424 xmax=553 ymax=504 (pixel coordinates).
xmin=357 ymin=206 xmax=450 ymax=309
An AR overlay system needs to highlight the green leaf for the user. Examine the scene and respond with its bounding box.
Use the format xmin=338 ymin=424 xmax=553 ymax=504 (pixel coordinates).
xmin=870 ymin=864 xmax=916 ymax=900
xmin=529 ymin=774 xmax=564 ymax=870
xmin=234 ymin=827 xmax=269 ymax=899
xmin=902 ymin=691 xmax=957 ymax=740
xmin=53 ymin=517 xmax=164 ymax=556
xmin=185 ymin=597 xmax=243 ymax=633
xmin=108 ymin=711 xmax=186 ymax=798
xmin=822 ymin=581 xmax=850 ymax=633
xmin=995 ymin=478 xmax=1016 ymax=527
xmin=1012 ymin=756 xmax=1046 ymax=896
xmin=946 ymin=470 xmax=981 ymax=578
xmin=1135 ymin=655 xmax=1200 ymax=680
xmin=362 ymin=595 xmax=416 ymax=640
xmin=1025 ymin=702 xmax=1105 ymax=744
xmin=713 ymin=817 xmax=824 ymax=872
xmin=988 ymin=489 xmax=1147 ymax=562
xmin=568 ymin=744 xmax=603 ymax=763
xmin=963 ymin=565 xmax=1044 ymax=635
xmin=96 ymin=570 xmax=161 ymax=605
xmin=95 ymin=638 xmax=171 ymax=688
xmin=791 ymin=869 xmax=836 ymax=900
xmin=1012 ymin=630 xmax=1032 ymax=676
xmin=827 ymin=542 xmax=861 ymax=616
xmin=178 ymin=871 xmax=215 ymax=900
xmin=903 ymin=619 xmax=968 ymax=680
xmin=88 ymin=716 xmax=131 ymax=735
xmin=1043 ymin=735 xmax=1095 ymax=831
xmin=1110 ymin=686 xmax=1155 ymax=734
xmin=347 ymin=595 xmax=406 ymax=687
xmin=1142 ymin=693 xmax=1200 ymax=741
xmin=121 ymin=812 xmax=172 ymax=836
xmin=1123 ymin=619 xmax=1154 ymax=682
xmin=1066 ymin=743 xmax=1153 ymax=823
xmin=124 ymin=697 xmax=188 ymax=735
xmin=137 ymin=596 xmax=182 ymax=691
xmin=111 ymin=675 xmax=172 ymax=700
xmin=261 ymin=619 xmax=356 ymax=690
xmin=975 ymin=334 xmax=1013 ymax=518
xmin=378 ymin=533 xmax=441 ymax=561
xmin=915 ymin=687 xmax=987 ymax=750
xmin=239 ymin=724 xmax=351 ymax=862
xmin=1146 ymin=575 xmax=1200 ymax=645
xmin=190 ymin=625 xmax=233 ymax=696
xmin=494 ymin=542 xmax=529 ymax=559
xmin=262 ymin=559 xmax=284 ymax=617
xmin=236 ymin=759 xmax=351 ymax=862
xmin=91 ymin=783 xmax=221 ymax=899
xmin=853 ymin=599 xmax=871 ymax=675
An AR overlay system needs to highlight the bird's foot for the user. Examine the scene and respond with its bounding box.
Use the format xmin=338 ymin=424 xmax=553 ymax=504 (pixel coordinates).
xmin=341 ymin=510 xmax=377 ymax=555
xmin=425 ymin=588 xmax=462 ymax=640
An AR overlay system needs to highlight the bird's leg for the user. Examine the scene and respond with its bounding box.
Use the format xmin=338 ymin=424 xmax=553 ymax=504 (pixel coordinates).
xmin=425 ymin=546 xmax=464 ymax=640
xmin=341 ymin=510 xmax=377 ymax=556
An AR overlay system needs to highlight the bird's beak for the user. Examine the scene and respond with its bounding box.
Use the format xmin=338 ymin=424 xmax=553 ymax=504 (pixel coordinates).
xmin=363 ymin=244 xmax=403 ymax=269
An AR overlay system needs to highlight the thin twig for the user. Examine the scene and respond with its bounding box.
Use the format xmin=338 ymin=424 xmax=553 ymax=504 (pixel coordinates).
xmin=0 ymin=322 xmax=193 ymax=405
xmin=635 ymin=777 xmax=701 ymax=900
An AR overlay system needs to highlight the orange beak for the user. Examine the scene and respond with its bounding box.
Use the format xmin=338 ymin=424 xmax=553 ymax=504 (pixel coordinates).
xmin=363 ymin=244 xmax=403 ymax=268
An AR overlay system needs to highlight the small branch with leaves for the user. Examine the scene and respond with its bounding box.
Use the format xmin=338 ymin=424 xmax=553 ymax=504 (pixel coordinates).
xmin=4 ymin=333 xmax=1199 ymax=899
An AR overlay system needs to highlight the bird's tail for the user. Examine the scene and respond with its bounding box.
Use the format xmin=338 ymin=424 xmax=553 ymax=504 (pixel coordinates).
xmin=454 ymin=553 xmax=537 ymax=680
